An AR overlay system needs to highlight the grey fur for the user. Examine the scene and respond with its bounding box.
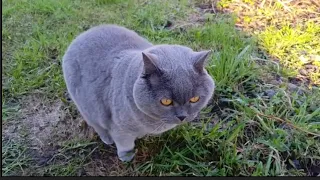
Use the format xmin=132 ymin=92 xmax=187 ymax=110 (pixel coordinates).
xmin=62 ymin=25 xmax=215 ymax=162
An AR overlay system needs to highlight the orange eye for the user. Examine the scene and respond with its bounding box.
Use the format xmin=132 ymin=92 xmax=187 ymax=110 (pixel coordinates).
xmin=160 ymin=98 xmax=173 ymax=106
xmin=190 ymin=96 xmax=200 ymax=103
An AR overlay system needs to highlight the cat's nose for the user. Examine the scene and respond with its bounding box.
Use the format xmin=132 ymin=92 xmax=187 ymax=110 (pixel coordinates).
xmin=176 ymin=116 xmax=186 ymax=121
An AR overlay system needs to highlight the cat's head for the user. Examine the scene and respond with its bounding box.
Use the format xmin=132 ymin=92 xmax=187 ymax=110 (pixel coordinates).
xmin=133 ymin=45 xmax=215 ymax=124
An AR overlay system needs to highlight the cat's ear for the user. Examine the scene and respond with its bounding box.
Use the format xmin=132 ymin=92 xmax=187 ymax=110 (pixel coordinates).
xmin=193 ymin=50 xmax=211 ymax=74
xmin=142 ymin=52 xmax=161 ymax=76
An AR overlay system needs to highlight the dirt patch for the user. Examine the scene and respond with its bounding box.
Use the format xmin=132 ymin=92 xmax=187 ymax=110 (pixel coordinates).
xmin=163 ymin=2 xmax=221 ymax=32
xmin=2 ymin=94 xmax=127 ymax=176
xmin=16 ymin=95 xmax=89 ymax=149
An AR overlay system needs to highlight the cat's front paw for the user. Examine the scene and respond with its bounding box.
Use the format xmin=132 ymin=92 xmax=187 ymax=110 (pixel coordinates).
xmin=100 ymin=135 xmax=114 ymax=145
xmin=118 ymin=149 xmax=135 ymax=162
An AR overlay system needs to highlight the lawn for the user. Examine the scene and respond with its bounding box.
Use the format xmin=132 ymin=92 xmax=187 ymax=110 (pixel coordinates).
xmin=2 ymin=0 xmax=320 ymax=176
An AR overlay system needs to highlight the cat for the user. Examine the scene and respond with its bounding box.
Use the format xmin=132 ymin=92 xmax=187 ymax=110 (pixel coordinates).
xmin=62 ymin=25 xmax=215 ymax=162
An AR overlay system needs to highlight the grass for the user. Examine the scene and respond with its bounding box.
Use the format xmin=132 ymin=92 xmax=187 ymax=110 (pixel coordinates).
xmin=2 ymin=139 xmax=31 ymax=176
xmin=216 ymin=0 xmax=320 ymax=84
xmin=259 ymin=23 xmax=320 ymax=81
xmin=2 ymin=0 xmax=320 ymax=176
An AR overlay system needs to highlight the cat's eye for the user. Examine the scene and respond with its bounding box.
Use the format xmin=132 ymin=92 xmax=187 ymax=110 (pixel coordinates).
xmin=160 ymin=98 xmax=173 ymax=106
xmin=189 ymin=96 xmax=200 ymax=103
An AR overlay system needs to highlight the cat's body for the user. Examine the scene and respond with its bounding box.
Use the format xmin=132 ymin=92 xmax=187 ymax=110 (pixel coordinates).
xmin=62 ymin=25 xmax=215 ymax=161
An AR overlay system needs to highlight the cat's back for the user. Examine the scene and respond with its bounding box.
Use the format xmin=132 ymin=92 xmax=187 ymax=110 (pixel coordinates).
xmin=63 ymin=24 xmax=152 ymax=64
xmin=62 ymin=24 xmax=152 ymax=94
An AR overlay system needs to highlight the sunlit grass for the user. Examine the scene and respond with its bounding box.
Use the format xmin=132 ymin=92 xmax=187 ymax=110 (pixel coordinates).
xmin=216 ymin=0 xmax=320 ymax=84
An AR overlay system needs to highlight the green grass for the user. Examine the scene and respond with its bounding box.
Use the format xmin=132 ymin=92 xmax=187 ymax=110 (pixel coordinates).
xmin=39 ymin=140 xmax=99 ymax=176
xmin=195 ymin=21 xmax=257 ymax=92
xmin=215 ymin=0 xmax=320 ymax=84
xmin=2 ymin=139 xmax=31 ymax=176
xmin=259 ymin=23 xmax=320 ymax=81
xmin=2 ymin=0 xmax=320 ymax=176
xmin=136 ymin=86 xmax=320 ymax=176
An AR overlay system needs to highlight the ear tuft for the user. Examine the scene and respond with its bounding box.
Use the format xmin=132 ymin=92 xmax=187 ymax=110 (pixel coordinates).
xmin=193 ymin=50 xmax=211 ymax=74
xmin=142 ymin=52 xmax=161 ymax=76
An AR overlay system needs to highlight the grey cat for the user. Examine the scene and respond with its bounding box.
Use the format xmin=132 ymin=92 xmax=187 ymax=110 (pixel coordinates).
xmin=62 ymin=25 xmax=215 ymax=162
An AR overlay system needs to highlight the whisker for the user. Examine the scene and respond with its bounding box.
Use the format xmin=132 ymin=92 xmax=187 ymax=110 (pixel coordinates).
xmin=150 ymin=122 xmax=165 ymax=134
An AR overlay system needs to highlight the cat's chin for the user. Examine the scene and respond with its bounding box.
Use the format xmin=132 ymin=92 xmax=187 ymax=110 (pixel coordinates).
xmin=160 ymin=117 xmax=196 ymax=125
xmin=160 ymin=118 xmax=181 ymax=125
xmin=162 ymin=121 xmax=182 ymax=125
